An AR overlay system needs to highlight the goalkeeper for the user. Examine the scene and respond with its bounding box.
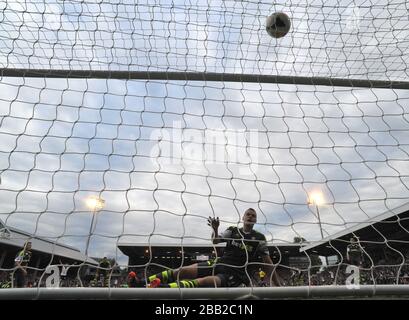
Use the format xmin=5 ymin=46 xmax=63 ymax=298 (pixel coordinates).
xmin=94 ymin=256 xmax=111 ymax=287
xmin=142 ymin=208 xmax=281 ymax=288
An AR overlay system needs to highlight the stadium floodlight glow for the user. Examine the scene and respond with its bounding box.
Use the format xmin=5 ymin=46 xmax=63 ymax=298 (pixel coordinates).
xmin=308 ymin=191 xmax=324 ymax=206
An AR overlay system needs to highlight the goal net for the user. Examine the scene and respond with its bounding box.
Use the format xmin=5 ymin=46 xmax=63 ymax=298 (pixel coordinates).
xmin=0 ymin=0 xmax=409 ymax=298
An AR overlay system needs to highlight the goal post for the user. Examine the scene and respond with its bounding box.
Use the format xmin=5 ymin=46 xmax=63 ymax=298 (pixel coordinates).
xmin=1 ymin=0 xmax=409 ymax=299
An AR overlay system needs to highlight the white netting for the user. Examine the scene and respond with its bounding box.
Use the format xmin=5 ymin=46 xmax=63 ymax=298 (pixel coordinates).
xmin=0 ymin=0 xmax=409 ymax=292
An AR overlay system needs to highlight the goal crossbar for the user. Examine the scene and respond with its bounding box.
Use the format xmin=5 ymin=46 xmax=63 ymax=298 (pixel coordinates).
xmin=1 ymin=68 xmax=409 ymax=89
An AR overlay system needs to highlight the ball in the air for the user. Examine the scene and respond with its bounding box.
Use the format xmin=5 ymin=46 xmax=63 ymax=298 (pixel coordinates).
xmin=266 ymin=12 xmax=291 ymax=38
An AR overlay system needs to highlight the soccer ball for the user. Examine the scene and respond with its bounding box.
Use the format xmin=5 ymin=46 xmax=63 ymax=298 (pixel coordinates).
xmin=266 ymin=12 xmax=291 ymax=39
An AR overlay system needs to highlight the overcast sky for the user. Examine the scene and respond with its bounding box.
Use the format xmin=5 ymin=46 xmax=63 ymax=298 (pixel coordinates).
xmin=0 ymin=0 xmax=409 ymax=267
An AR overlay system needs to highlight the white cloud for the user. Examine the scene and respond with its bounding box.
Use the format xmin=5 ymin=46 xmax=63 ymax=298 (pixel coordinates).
xmin=0 ymin=0 xmax=409 ymax=266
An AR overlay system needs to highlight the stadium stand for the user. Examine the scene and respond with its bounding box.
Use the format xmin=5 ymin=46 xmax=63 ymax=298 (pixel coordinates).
xmin=0 ymin=218 xmax=98 ymax=287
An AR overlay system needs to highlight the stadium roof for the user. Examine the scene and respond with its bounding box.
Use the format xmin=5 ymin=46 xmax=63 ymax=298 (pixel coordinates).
xmin=300 ymin=201 xmax=409 ymax=255
xmin=0 ymin=219 xmax=98 ymax=265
